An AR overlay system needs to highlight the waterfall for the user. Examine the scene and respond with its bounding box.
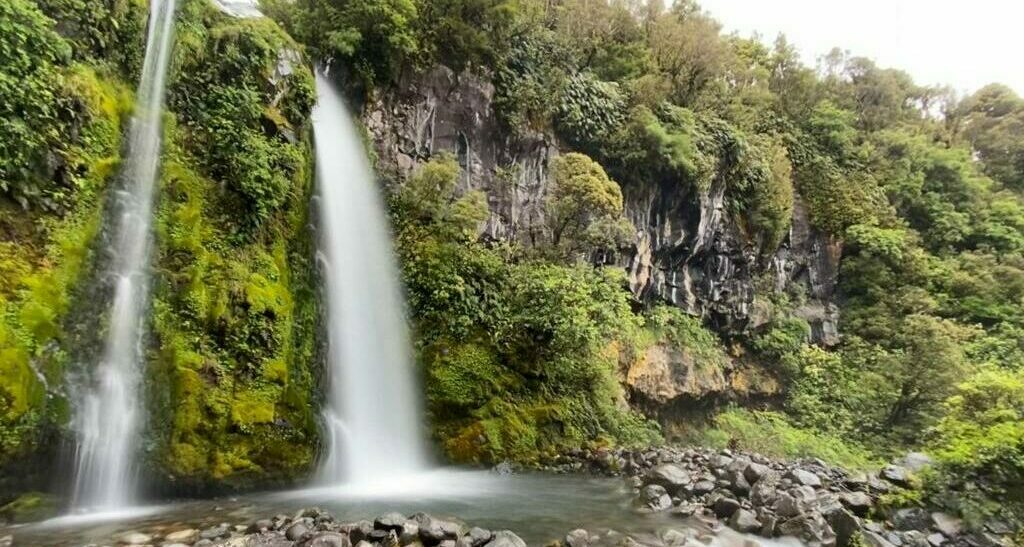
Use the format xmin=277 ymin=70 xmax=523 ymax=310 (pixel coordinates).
xmin=70 ymin=0 xmax=177 ymax=511
xmin=312 ymin=72 xmax=427 ymax=485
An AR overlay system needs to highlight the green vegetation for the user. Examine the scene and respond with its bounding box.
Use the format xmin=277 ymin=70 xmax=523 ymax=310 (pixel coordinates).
xmin=146 ymin=0 xmax=319 ymax=490
xmin=1 ymin=0 xmax=135 ymax=471
xmin=394 ymin=156 xmax=659 ymax=463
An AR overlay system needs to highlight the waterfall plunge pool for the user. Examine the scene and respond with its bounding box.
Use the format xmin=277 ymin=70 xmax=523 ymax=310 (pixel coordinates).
xmin=6 ymin=470 xmax=799 ymax=546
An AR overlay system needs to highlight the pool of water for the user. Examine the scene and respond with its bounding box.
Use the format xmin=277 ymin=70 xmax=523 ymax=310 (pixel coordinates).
xmin=5 ymin=470 xmax=797 ymax=546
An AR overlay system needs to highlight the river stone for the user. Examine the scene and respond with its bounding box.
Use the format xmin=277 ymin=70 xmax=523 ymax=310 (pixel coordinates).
xmin=744 ymin=462 xmax=770 ymax=484
xmin=729 ymin=508 xmax=762 ymax=533
xmin=927 ymin=533 xmax=946 ymax=547
xmin=825 ymin=507 xmax=861 ymax=547
xmin=119 ymin=532 xmax=153 ymax=545
xmin=301 ymin=532 xmax=352 ymax=547
xmin=646 ymin=464 xmax=691 ymax=491
xmin=341 ymin=521 xmax=374 ymax=543
xmin=287 ymin=521 xmax=313 ymax=541
xmin=165 ymin=529 xmax=200 ymax=543
xmin=401 ymin=522 xmax=421 ymax=544
xmin=930 ymin=513 xmax=962 ymax=537
xmin=466 ymin=527 xmax=491 ymax=547
xmin=638 ymin=484 xmax=672 ymax=511
xmin=787 ymin=468 xmax=823 ymax=488
xmin=482 ymin=531 xmax=526 ymax=547
xmin=712 ymin=496 xmax=741 ymax=518
xmin=249 ymin=519 xmax=275 ymax=533
xmin=201 ymin=524 xmax=231 ymax=540
xmin=565 ymin=529 xmax=591 ymax=547
xmin=376 ymin=513 xmax=407 ymax=531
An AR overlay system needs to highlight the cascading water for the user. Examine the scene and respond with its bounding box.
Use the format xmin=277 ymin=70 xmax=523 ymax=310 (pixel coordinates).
xmin=312 ymin=72 xmax=427 ymax=485
xmin=70 ymin=0 xmax=177 ymax=512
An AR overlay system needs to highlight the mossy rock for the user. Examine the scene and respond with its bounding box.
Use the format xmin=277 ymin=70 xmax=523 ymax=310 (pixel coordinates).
xmin=0 ymin=492 xmax=58 ymax=524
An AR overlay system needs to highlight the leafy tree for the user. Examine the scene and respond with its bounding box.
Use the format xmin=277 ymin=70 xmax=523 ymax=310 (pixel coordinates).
xmin=544 ymin=153 xmax=633 ymax=258
xmin=646 ymin=1 xmax=728 ymax=106
xmin=957 ymin=84 xmax=1024 ymax=191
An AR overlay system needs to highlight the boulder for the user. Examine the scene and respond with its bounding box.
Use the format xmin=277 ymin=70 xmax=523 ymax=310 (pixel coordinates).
xmin=881 ymin=465 xmax=912 ymax=486
xmin=565 ymin=529 xmax=591 ymax=547
xmin=165 ymin=529 xmax=200 ymax=544
xmin=119 ymin=532 xmax=153 ymax=545
xmin=712 ymin=496 xmax=742 ymax=518
xmin=825 ymin=507 xmax=861 ymax=547
xmin=729 ymin=509 xmax=762 ymax=533
xmin=286 ymin=522 xmax=312 ymax=541
xmin=744 ymin=462 xmax=770 ymax=484
xmin=483 ymin=531 xmax=526 ymax=547
xmin=645 ymin=464 xmax=691 ymax=492
xmin=638 ymin=484 xmax=673 ymax=511
xmin=200 ymin=524 xmax=231 ymax=540
xmin=839 ymin=491 xmax=873 ymax=515
xmin=930 ymin=513 xmax=962 ymax=537
xmin=787 ymin=468 xmax=823 ymax=488
xmin=893 ymin=508 xmax=930 ymax=531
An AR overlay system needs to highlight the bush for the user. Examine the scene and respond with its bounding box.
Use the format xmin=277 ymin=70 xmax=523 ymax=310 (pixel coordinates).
xmin=691 ymin=408 xmax=877 ymax=470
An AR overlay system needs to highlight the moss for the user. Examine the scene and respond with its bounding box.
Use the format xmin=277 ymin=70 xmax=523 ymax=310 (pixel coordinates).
xmin=0 ymin=492 xmax=59 ymax=524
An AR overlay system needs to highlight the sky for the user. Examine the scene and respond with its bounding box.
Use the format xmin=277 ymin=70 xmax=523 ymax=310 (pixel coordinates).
xmin=697 ymin=0 xmax=1024 ymax=96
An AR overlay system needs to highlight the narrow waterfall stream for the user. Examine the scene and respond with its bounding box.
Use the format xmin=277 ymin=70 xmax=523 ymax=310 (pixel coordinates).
xmin=312 ymin=72 xmax=428 ymax=485
xmin=70 ymin=0 xmax=178 ymax=512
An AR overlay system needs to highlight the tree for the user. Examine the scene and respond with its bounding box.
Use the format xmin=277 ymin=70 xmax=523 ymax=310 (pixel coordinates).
xmin=544 ymin=153 xmax=632 ymax=258
xmin=394 ymin=154 xmax=489 ymax=241
xmin=958 ymin=84 xmax=1024 ymax=191
xmin=646 ymin=1 xmax=729 ymax=107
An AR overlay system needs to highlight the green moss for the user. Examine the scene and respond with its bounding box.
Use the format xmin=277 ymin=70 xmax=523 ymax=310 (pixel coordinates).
xmin=0 ymin=492 xmax=59 ymax=524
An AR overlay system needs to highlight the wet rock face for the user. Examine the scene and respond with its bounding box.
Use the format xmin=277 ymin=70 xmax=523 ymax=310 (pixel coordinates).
xmin=364 ymin=66 xmax=841 ymax=344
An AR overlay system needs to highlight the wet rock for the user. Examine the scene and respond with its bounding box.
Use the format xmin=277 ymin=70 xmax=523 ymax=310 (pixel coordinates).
xmin=863 ymin=531 xmax=897 ymax=547
xmin=401 ymin=522 xmax=422 ymax=544
xmin=287 ymin=521 xmax=313 ymax=541
xmin=249 ymin=519 xmax=275 ymax=533
xmin=119 ymin=531 xmax=154 ymax=545
xmin=466 ymin=528 xmax=492 ymax=547
xmin=926 ymin=533 xmax=946 ymax=547
xmin=565 ymin=529 xmax=592 ymax=547
xmin=201 ymin=523 xmax=231 ymax=540
xmin=712 ymin=496 xmax=741 ymax=518
xmin=482 ymin=530 xmax=526 ymax=547
xmin=929 ymin=513 xmax=962 ymax=537
xmin=163 ymin=532 xmax=199 ymax=544
xmin=638 ymin=484 xmax=673 ymax=511
xmin=744 ymin=462 xmax=770 ymax=484
xmin=729 ymin=508 xmax=762 ymax=533
xmin=779 ymin=512 xmax=836 ymax=545
xmin=341 ymin=520 xmax=374 ymax=543
xmin=645 ymin=464 xmax=691 ymax=492
xmin=300 ymin=531 xmax=352 ymax=547
xmin=376 ymin=513 xmax=408 ymax=531
xmin=691 ymin=480 xmax=716 ymax=495
xmin=412 ymin=513 xmax=463 ymax=544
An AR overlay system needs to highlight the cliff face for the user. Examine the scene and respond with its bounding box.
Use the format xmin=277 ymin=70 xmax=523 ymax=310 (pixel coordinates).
xmin=363 ymin=66 xmax=841 ymax=347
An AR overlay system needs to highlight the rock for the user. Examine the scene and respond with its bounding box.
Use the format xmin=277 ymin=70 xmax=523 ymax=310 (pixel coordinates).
xmin=863 ymin=531 xmax=897 ymax=547
xmin=300 ymin=532 xmax=352 ymax=547
xmin=787 ymin=468 xmax=823 ymax=488
xmin=729 ymin=508 xmax=762 ymax=533
xmin=412 ymin=514 xmax=463 ymax=544
xmin=492 ymin=462 xmax=514 ymax=475
xmin=825 ymin=507 xmax=860 ymax=547
xmin=930 ymin=513 xmax=962 ymax=537
xmin=744 ymin=462 xmax=770 ymax=484
xmin=927 ymin=534 xmax=946 ymax=547
xmin=376 ymin=513 xmax=408 ymax=531
xmin=401 ymin=522 xmax=421 ymax=544
xmin=287 ymin=521 xmax=313 ymax=541
xmin=779 ymin=513 xmax=836 ymax=545
xmin=773 ymin=492 xmax=802 ymax=518
xmin=119 ymin=532 xmax=154 ymax=545
xmin=565 ymin=529 xmax=591 ymax=547
xmin=194 ymin=540 xmax=215 ymax=547
xmin=482 ymin=531 xmax=526 ymax=547
xmin=839 ymin=491 xmax=874 ymax=515
xmin=726 ymin=469 xmax=751 ymax=495
xmin=893 ymin=508 xmax=930 ymax=531
xmin=466 ymin=527 xmax=491 ymax=547
xmin=645 ymin=464 xmax=691 ymax=492
xmin=691 ymin=480 xmax=716 ymax=495
xmin=200 ymin=524 xmax=231 ymax=540
xmin=712 ymin=496 xmax=742 ymax=518
xmin=638 ymin=484 xmax=672 ymax=511
xmin=661 ymin=529 xmax=695 ymax=547
xmin=250 ymin=519 xmax=275 ymax=533
xmin=881 ymin=465 xmax=912 ymax=486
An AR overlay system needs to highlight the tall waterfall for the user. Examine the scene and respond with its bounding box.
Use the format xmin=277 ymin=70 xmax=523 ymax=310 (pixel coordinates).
xmin=312 ymin=72 xmax=427 ymax=485
xmin=70 ymin=0 xmax=177 ymax=511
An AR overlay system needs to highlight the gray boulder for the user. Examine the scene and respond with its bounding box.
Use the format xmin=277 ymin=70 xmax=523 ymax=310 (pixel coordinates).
xmin=787 ymin=468 xmax=823 ymax=488
xmin=840 ymin=491 xmax=873 ymax=516
xmin=646 ymin=464 xmax=691 ymax=492
xmin=712 ymin=496 xmax=742 ymax=518
xmin=930 ymin=513 xmax=962 ymax=537
xmin=483 ymin=531 xmax=526 ymax=547
xmin=300 ymin=532 xmax=352 ymax=547
xmin=729 ymin=509 xmax=762 ymax=533
xmin=638 ymin=484 xmax=673 ymax=511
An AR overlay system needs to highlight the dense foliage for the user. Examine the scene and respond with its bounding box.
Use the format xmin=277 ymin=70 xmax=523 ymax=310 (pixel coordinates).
xmin=271 ymin=0 xmax=1024 ymax=528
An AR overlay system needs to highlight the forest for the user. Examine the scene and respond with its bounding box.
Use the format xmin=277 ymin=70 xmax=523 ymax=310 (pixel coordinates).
xmin=0 ymin=0 xmax=1022 ymax=544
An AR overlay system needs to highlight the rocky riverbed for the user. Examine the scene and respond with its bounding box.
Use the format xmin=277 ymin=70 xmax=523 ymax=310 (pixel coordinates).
xmin=539 ymin=446 xmax=1014 ymax=547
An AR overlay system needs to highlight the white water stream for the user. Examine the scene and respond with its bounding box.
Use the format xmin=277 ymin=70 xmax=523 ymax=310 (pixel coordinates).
xmin=312 ymin=72 xmax=428 ymax=485
xmin=70 ymin=0 xmax=177 ymax=512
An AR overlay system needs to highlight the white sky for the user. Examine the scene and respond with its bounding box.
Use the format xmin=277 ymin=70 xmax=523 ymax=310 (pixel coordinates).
xmin=697 ymin=0 xmax=1024 ymax=96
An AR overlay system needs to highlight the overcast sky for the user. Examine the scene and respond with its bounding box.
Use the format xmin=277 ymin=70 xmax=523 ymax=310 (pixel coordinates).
xmin=697 ymin=0 xmax=1024 ymax=96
